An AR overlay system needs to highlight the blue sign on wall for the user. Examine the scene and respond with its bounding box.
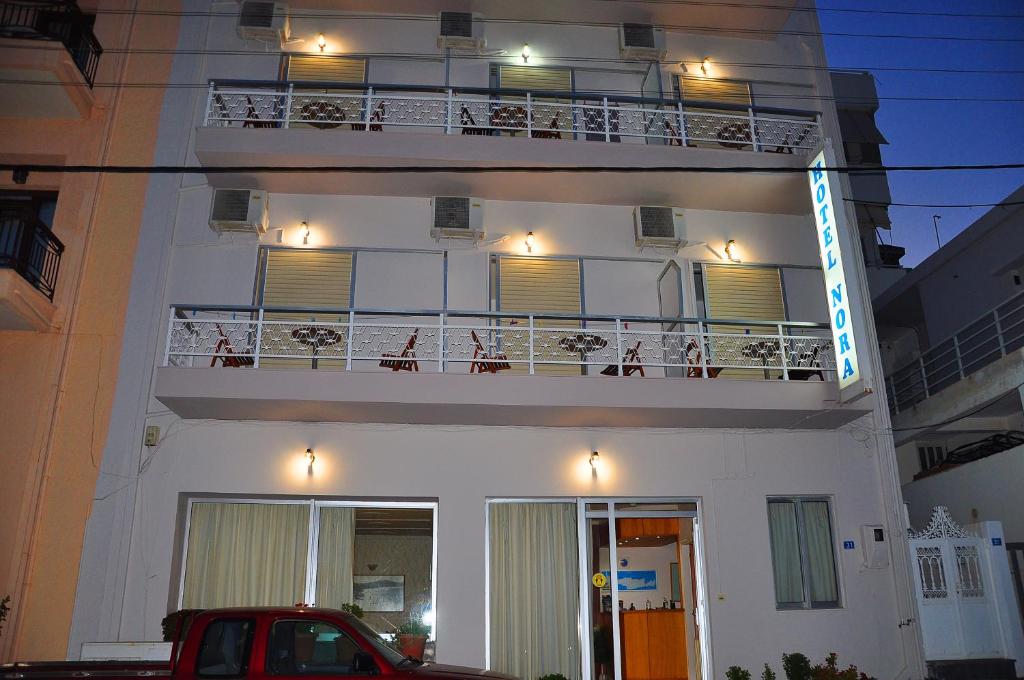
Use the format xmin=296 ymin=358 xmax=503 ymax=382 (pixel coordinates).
xmin=843 ymin=540 xmax=855 ymax=550
xmin=992 ymin=537 xmax=1003 ymax=546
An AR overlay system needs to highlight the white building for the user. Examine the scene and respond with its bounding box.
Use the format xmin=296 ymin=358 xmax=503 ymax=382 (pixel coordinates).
xmin=876 ymin=184 xmax=1024 ymax=646
xmin=66 ymin=2 xmax=924 ymax=678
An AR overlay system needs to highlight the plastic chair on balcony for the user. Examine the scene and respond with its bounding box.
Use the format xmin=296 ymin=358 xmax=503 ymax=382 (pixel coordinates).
xmin=600 ymin=340 xmax=645 ymax=376
xmin=350 ymin=100 xmax=387 ymax=132
xmin=470 ymin=330 xmax=511 ymax=373
xmin=662 ymin=115 xmax=684 ymax=146
xmin=684 ymin=337 xmax=721 ymax=378
xmin=460 ymin=106 xmax=492 ymax=136
xmin=530 ymin=114 xmax=563 ymax=139
xmin=783 ymin=343 xmax=825 ymax=381
xmin=242 ymin=96 xmax=278 ymax=129
xmin=378 ymin=328 xmax=419 ymax=372
xmin=210 ymin=323 xmax=255 ymax=367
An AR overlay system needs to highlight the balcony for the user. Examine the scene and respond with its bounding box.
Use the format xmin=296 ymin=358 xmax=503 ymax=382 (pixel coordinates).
xmin=154 ymin=305 xmax=872 ymax=429
xmin=886 ymin=290 xmax=1024 ymax=415
xmin=195 ymin=81 xmax=822 ymax=213
xmin=0 ymin=206 xmax=63 ymax=330
xmin=0 ymin=1 xmax=102 ymax=118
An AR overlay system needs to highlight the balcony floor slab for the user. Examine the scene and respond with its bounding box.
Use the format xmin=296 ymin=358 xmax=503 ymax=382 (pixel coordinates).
xmin=155 ymin=367 xmax=868 ymax=429
xmin=0 ymin=269 xmax=57 ymax=331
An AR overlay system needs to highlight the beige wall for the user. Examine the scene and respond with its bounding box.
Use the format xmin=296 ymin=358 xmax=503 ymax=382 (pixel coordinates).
xmin=0 ymin=1 xmax=180 ymax=661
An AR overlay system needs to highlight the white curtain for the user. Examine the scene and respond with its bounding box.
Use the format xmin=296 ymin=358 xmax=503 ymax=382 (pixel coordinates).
xmin=315 ymin=507 xmax=356 ymax=608
xmin=182 ymin=502 xmax=310 ymax=608
xmin=802 ymin=501 xmax=838 ymax=604
xmin=767 ymin=501 xmax=804 ymax=605
xmin=489 ymin=503 xmax=580 ymax=680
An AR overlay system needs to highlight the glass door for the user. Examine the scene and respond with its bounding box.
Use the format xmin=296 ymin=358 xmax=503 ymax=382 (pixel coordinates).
xmin=581 ymin=501 xmax=703 ymax=680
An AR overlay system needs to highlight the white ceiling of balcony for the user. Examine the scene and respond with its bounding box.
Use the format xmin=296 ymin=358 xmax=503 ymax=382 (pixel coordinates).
xmin=289 ymin=0 xmax=799 ymax=38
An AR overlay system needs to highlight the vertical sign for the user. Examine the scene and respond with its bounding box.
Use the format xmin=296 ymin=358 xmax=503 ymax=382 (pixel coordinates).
xmin=808 ymin=149 xmax=862 ymax=394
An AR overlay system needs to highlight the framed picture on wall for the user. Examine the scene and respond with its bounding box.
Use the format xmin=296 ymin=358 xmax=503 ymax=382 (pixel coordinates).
xmin=353 ymin=575 xmax=405 ymax=612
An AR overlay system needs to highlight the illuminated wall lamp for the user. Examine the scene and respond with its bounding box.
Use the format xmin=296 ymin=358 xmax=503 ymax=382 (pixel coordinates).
xmin=700 ymin=57 xmax=712 ymax=76
xmin=301 ymin=221 xmax=310 ymax=245
xmin=725 ymin=239 xmax=741 ymax=262
xmin=589 ymin=450 xmax=601 ymax=473
xmin=525 ymin=231 xmax=536 ymax=253
xmin=304 ymin=448 xmax=316 ymax=473
xmin=317 ymin=33 xmax=327 ymax=52
xmin=521 ymin=43 xmax=530 ymax=63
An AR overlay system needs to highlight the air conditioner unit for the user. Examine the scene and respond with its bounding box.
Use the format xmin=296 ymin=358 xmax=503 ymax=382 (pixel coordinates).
xmin=431 ymin=197 xmax=484 ymax=240
xmin=209 ymin=189 xmax=269 ymax=234
xmin=237 ymin=1 xmax=290 ymax=45
xmin=437 ymin=11 xmax=485 ymax=51
xmin=634 ymin=206 xmax=685 ymax=248
xmin=619 ymin=23 xmax=667 ymax=60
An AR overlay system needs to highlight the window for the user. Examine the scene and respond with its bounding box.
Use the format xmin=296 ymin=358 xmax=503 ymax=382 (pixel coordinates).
xmin=267 ymin=620 xmax=375 ymax=676
xmin=766 ymin=497 xmax=839 ymax=609
xmin=196 ymin=619 xmax=255 ymax=678
xmin=917 ymin=445 xmax=946 ymax=473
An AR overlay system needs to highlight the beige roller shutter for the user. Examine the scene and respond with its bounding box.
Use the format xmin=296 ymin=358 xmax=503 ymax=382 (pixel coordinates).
xmin=498 ymin=65 xmax=572 ymax=93
xmin=679 ymin=76 xmax=751 ymax=106
xmin=261 ymin=249 xmax=353 ymax=368
xmin=287 ymin=55 xmax=367 ymax=84
xmin=704 ymin=264 xmax=786 ymax=379
xmin=498 ymin=256 xmax=581 ymax=375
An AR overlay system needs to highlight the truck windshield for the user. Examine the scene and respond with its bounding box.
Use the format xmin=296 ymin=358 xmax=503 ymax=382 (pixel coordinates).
xmin=346 ymin=617 xmax=411 ymax=666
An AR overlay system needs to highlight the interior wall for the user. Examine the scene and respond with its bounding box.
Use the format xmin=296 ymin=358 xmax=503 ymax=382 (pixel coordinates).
xmin=353 ymin=534 xmax=433 ymax=633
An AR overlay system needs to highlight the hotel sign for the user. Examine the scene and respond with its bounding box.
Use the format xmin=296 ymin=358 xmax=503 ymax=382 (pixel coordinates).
xmin=808 ymin=148 xmax=862 ymax=395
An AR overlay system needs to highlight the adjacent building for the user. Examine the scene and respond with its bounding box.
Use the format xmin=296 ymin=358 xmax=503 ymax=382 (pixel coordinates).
xmin=0 ymin=0 xmax=179 ymax=662
xmin=876 ymin=185 xmax=1024 ymax=621
xmin=3 ymin=1 xmax=927 ymax=677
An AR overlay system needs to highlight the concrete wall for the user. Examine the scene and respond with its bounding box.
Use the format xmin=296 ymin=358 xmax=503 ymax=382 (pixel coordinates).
xmin=903 ymin=445 xmax=1024 ymax=543
xmin=0 ymin=0 xmax=180 ymax=661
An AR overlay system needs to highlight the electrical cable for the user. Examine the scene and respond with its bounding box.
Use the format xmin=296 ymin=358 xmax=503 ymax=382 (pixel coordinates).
xmin=847 ymin=199 xmax=1024 ymax=208
xmin=4 ymin=163 xmax=1024 ymax=175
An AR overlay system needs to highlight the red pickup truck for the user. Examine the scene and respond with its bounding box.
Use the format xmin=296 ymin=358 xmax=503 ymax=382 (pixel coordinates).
xmin=1 ymin=608 xmax=516 ymax=680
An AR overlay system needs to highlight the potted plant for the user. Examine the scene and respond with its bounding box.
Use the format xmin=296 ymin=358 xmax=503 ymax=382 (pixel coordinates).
xmin=160 ymin=609 xmax=204 ymax=642
xmin=340 ymin=603 xmax=365 ymax=619
xmin=396 ymin=619 xmax=431 ymax=660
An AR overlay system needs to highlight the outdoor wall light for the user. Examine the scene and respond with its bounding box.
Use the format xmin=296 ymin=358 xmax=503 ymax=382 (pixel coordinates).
xmin=521 ymin=43 xmax=531 ymax=63
xmin=700 ymin=57 xmax=712 ymax=76
xmin=590 ymin=450 xmax=601 ymax=470
xmin=305 ymin=447 xmax=316 ymax=472
xmin=317 ymin=33 xmax=327 ymax=52
xmin=725 ymin=239 xmax=740 ymax=262
xmin=525 ymin=231 xmax=536 ymax=253
xmin=301 ymin=221 xmax=310 ymax=245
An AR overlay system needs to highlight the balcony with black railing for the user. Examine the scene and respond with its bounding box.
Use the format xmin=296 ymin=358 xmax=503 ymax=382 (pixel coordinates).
xmin=0 ymin=0 xmax=102 ymax=86
xmin=0 ymin=206 xmax=63 ymax=316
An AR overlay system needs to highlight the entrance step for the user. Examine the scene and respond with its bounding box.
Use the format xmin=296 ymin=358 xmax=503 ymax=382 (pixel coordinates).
xmin=926 ymin=659 xmax=1017 ymax=680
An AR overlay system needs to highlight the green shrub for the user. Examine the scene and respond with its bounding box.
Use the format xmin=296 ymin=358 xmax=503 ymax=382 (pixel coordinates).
xmin=538 ymin=674 xmax=570 ymax=680
xmin=810 ymin=652 xmax=876 ymax=680
xmin=782 ymin=653 xmax=811 ymax=680
xmin=727 ymin=666 xmax=752 ymax=680
xmin=160 ymin=609 xmax=204 ymax=642
xmin=0 ymin=596 xmax=10 ymax=638
xmin=762 ymin=664 xmax=777 ymax=680
xmin=340 ymin=603 xmax=365 ymax=619
xmin=397 ymin=619 xmax=431 ymax=636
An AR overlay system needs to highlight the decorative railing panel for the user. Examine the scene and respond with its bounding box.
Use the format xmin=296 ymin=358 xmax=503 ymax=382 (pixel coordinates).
xmin=0 ymin=207 xmax=64 ymax=300
xmin=165 ymin=305 xmax=836 ymax=381
xmin=886 ymin=290 xmax=1024 ymax=413
xmin=203 ymin=81 xmax=822 ymax=155
xmin=0 ymin=1 xmax=102 ymax=86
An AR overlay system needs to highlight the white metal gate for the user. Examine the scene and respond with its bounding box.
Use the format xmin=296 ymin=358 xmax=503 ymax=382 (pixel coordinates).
xmin=910 ymin=507 xmax=1003 ymax=660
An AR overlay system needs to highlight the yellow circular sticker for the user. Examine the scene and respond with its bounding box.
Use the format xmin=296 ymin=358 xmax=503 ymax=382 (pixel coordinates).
xmin=591 ymin=572 xmax=608 ymax=588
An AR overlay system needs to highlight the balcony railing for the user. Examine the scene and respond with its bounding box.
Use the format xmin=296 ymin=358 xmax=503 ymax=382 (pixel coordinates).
xmin=204 ymin=80 xmax=823 ymax=155
xmin=0 ymin=206 xmax=64 ymax=300
xmin=165 ymin=305 xmax=836 ymax=381
xmin=886 ymin=290 xmax=1024 ymax=413
xmin=0 ymin=1 xmax=102 ymax=86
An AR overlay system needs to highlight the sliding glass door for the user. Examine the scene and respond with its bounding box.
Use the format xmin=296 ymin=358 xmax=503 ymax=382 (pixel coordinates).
xmin=488 ymin=499 xmax=708 ymax=680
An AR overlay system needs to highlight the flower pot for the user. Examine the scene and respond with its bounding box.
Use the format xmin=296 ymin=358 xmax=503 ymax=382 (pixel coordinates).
xmin=397 ymin=633 xmax=428 ymax=660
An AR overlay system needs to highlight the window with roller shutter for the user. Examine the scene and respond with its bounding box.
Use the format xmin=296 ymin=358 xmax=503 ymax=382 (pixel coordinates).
xmin=702 ymin=263 xmax=787 ymax=378
xmin=259 ymin=249 xmax=354 ymax=368
xmin=286 ymin=55 xmax=367 ymax=86
xmin=678 ymin=76 xmax=753 ymax=149
xmin=495 ymin=256 xmax=582 ymax=375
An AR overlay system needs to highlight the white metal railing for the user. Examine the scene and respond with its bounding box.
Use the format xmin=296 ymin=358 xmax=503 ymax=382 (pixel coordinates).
xmin=164 ymin=305 xmax=836 ymax=381
xmin=203 ymin=81 xmax=823 ymax=154
xmin=886 ymin=290 xmax=1024 ymax=413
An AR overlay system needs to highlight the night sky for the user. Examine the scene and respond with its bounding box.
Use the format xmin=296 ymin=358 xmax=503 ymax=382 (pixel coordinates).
xmin=819 ymin=0 xmax=1024 ymax=267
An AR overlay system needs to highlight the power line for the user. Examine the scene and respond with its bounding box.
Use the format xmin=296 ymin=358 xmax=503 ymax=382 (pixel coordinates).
xmin=849 ymin=199 xmax=1024 ymax=208
xmin=67 ymin=9 xmax=1024 ymax=42
xmin=5 ymin=163 xmax=1024 ymax=176
xmin=589 ymin=0 xmax=1024 ymax=20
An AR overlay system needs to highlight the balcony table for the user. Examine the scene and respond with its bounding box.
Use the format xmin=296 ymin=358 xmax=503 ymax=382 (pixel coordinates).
xmin=490 ymin=105 xmax=530 ymax=136
xmin=300 ymin=102 xmax=345 ymax=129
xmin=291 ymin=325 xmax=344 ymax=369
xmin=716 ymin=122 xmax=752 ymax=150
xmin=741 ymin=339 xmax=782 ymax=379
xmin=558 ymin=333 xmax=609 ymax=366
